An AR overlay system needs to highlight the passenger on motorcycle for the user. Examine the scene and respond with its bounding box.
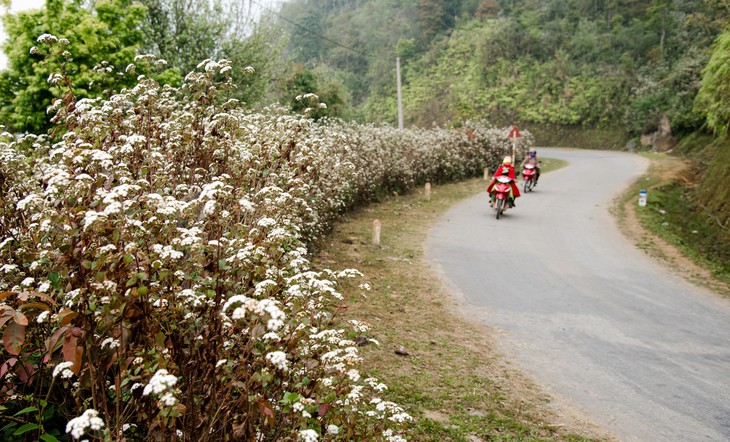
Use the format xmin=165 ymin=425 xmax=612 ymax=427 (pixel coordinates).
xmin=521 ymin=148 xmax=541 ymax=185
xmin=487 ymin=156 xmax=521 ymax=207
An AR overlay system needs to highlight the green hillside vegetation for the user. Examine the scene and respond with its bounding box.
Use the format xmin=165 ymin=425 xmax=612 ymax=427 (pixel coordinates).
xmin=278 ymin=0 xmax=730 ymax=284
xmin=280 ymin=0 xmax=726 ymax=137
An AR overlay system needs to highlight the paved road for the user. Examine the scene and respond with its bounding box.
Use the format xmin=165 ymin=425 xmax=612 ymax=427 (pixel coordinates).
xmin=425 ymin=148 xmax=730 ymax=442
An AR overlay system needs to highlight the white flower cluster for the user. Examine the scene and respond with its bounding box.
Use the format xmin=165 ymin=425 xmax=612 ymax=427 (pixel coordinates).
xmin=299 ymin=429 xmax=319 ymax=442
xmin=53 ymin=361 xmax=74 ymax=379
xmin=265 ymin=351 xmax=289 ymax=371
xmin=0 ymin=55 xmax=533 ymax=440
xmin=66 ymin=409 xmax=105 ymax=439
xmin=143 ymin=369 xmax=178 ymax=396
xmin=37 ymin=33 xmax=58 ymax=44
xmin=36 ymin=310 xmax=50 ymax=323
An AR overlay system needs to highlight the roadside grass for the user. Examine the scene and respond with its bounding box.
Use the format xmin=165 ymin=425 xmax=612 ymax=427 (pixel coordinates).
xmin=312 ymin=158 xmax=606 ymax=441
xmin=613 ymin=152 xmax=730 ymax=297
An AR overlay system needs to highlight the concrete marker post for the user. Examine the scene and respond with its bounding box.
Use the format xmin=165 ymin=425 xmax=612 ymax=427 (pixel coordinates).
xmin=425 ymin=182 xmax=431 ymax=201
xmin=373 ymin=219 xmax=381 ymax=246
xmin=484 ymin=167 xmax=489 ymax=180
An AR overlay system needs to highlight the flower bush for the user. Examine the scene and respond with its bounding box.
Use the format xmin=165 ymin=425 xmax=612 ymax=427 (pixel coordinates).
xmin=0 ymin=36 xmax=533 ymax=441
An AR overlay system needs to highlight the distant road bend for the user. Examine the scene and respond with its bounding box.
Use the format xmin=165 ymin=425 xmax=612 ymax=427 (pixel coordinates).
xmin=426 ymin=148 xmax=730 ymax=442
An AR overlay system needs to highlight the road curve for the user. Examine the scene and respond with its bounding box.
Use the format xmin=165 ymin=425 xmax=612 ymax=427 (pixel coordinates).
xmin=425 ymin=148 xmax=730 ymax=442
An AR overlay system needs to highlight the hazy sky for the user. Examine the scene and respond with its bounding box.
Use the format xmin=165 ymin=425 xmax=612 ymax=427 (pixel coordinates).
xmin=0 ymin=0 xmax=284 ymax=70
xmin=0 ymin=0 xmax=45 ymax=69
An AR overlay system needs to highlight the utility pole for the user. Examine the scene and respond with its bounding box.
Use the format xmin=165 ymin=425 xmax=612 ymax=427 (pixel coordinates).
xmin=508 ymin=125 xmax=521 ymax=161
xmin=396 ymin=56 xmax=403 ymax=130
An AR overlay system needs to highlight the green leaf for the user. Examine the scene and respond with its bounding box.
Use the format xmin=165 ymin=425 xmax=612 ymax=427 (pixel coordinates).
xmin=282 ymin=391 xmax=300 ymax=404
xmin=155 ymin=332 xmax=166 ymax=347
xmin=14 ymin=406 xmax=39 ymax=416
xmin=218 ymin=259 xmax=230 ymax=270
xmin=13 ymin=423 xmax=39 ymax=435
xmin=1 ymin=422 xmax=18 ymax=433
xmin=40 ymin=433 xmax=60 ymax=442
xmin=43 ymin=404 xmax=56 ymax=421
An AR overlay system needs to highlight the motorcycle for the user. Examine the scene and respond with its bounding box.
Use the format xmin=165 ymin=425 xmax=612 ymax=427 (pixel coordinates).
xmin=491 ymin=175 xmax=514 ymax=219
xmin=522 ymin=163 xmax=537 ymax=193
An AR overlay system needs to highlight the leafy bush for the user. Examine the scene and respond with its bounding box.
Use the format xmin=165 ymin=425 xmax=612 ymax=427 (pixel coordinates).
xmin=695 ymin=26 xmax=730 ymax=137
xmin=0 ymin=36 xmax=532 ymax=441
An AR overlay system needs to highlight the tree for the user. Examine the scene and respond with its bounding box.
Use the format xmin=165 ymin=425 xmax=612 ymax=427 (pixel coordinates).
xmin=137 ymin=0 xmax=230 ymax=75
xmin=220 ymin=14 xmax=290 ymax=106
xmin=283 ymin=64 xmax=346 ymax=120
xmin=282 ymin=3 xmax=327 ymax=65
xmin=695 ymin=26 xmax=730 ymax=136
xmin=0 ymin=0 xmax=148 ymax=134
xmin=418 ymin=0 xmax=447 ymax=41
xmin=476 ymin=0 xmax=500 ymax=19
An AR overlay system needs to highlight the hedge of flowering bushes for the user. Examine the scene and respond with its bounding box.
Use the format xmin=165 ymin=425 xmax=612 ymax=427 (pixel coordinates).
xmin=0 ymin=40 xmax=533 ymax=441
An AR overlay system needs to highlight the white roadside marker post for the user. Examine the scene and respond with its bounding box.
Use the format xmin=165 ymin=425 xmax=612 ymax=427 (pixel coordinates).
xmin=373 ymin=219 xmax=381 ymax=246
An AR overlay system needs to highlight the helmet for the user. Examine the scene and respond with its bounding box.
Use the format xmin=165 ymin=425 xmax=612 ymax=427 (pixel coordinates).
xmin=502 ymin=156 xmax=512 ymax=165
xmin=528 ymin=148 xmax=537 ymax=158
xmin=528 ymin=148 xmax=536 ymax=153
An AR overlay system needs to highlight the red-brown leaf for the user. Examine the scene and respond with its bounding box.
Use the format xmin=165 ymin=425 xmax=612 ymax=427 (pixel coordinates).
xmin=0 ymin=357 xmax=17 ymax=378
xmin=105 ymin=351 xmax=118 ymax=372
xmin=13 ymin=310 xmax=28 ymax=326
xmin=28 ymin=291 xmax=56 ymax=305
xmin=72 ymin=345 xmax=83 ymax=375
xmin=0 ymin=291 xmax=18 ymax=302
xmin=46 ymin=325 xmax=69 ymax=355
xmin=58 ymin=309 xmax=79 ymax=327
xmin=17 ymin=361 xmax=34 ymax=383
xmin=62 ymin=331 xmax=78 ymax=364
xmin=3 ymin=321 xmax=26 ymax=355
xmin=319 ymin=402 xmax=331 ymax=417
xmin=20 ymin=302 xmax=52 ymax=312
xmin=0 ymin=314 xmax=12 ymax=329
xmin=257 ymin=397 xmax=276 ymax=425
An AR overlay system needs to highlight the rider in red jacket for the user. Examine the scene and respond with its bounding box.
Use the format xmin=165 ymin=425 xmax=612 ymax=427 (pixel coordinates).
xmin=487 ymin=156 xmax=521 ymax=207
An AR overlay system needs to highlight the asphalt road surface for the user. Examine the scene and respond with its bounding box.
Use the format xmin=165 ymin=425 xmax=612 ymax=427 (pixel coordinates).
xmin=425 ymin=148 xmax=730 ymax=441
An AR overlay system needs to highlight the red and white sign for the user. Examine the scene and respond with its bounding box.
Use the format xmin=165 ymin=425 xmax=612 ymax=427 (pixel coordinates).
xmin=508 ymin=126 xmax=521 ymax=139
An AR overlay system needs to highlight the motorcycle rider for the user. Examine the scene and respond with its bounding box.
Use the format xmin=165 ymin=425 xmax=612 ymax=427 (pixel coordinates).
xmin=487 ymin=156 xmax=521 ymax=208
xmin=521 ymin=148 xmax=541 ymax=185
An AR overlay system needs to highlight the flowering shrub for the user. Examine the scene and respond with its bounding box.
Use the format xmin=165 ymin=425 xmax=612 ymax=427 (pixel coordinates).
xmin=0 ymin=36 xmax=533 ymax=441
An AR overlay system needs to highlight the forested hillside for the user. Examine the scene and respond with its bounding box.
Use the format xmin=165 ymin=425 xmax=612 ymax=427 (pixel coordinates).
xmin=280 ymin=0 xmax=727 ymax=139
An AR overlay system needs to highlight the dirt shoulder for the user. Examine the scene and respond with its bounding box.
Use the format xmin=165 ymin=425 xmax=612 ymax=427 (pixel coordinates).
xmin=613 ymin=153 xmax=730 ymax=297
